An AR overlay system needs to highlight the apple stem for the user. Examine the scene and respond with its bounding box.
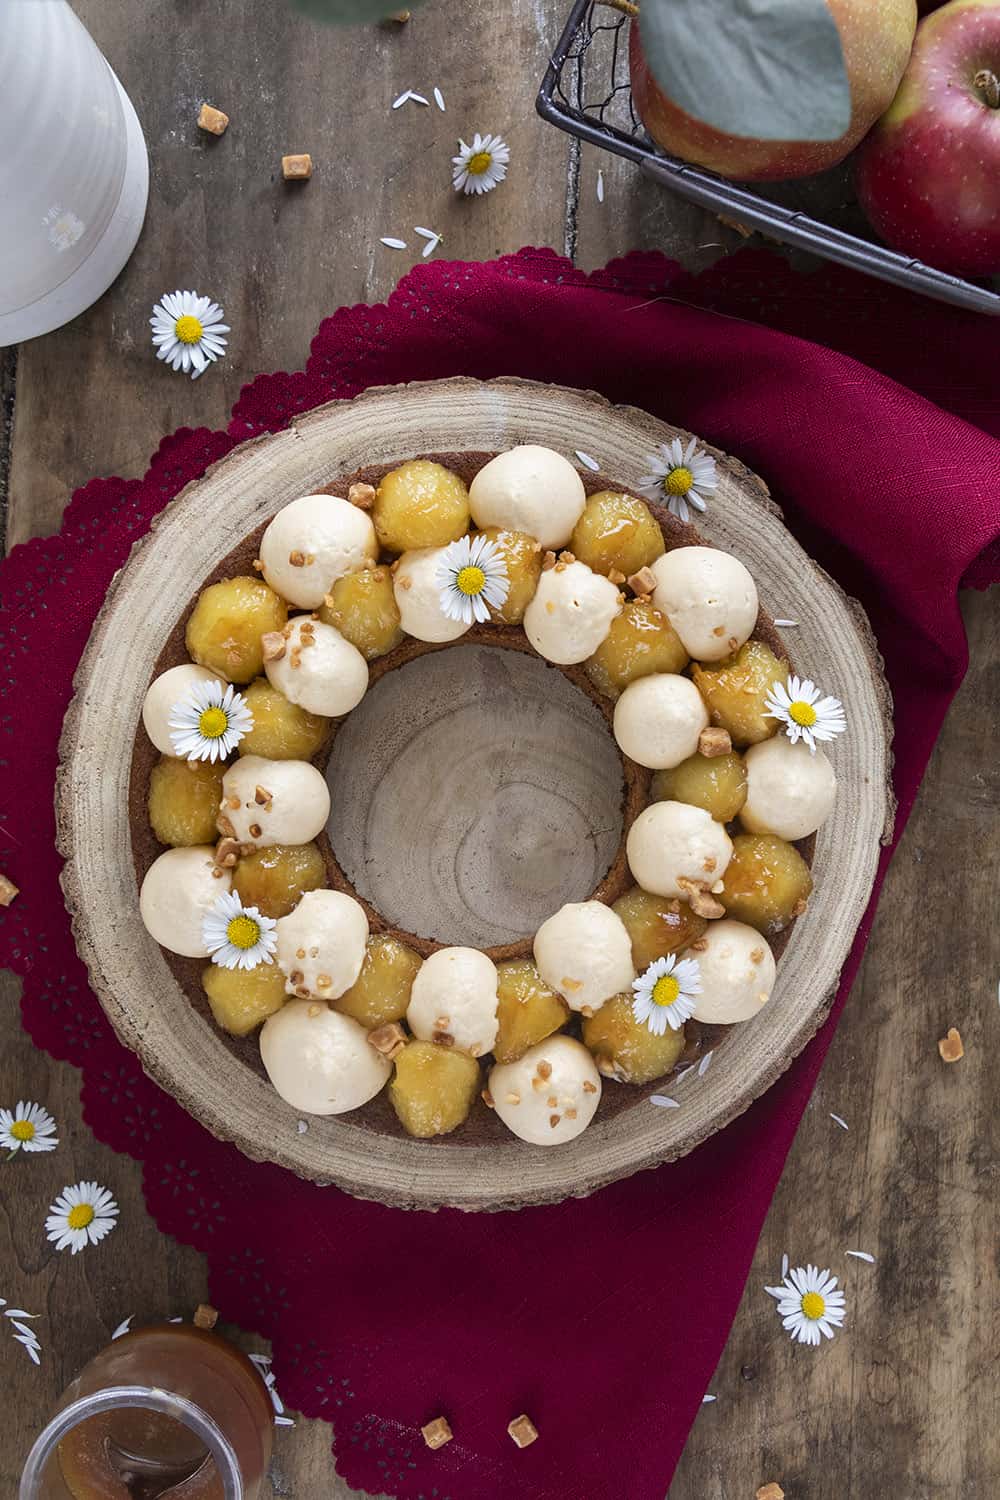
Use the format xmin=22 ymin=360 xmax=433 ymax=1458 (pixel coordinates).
xmin=974 ymin=69 xmax=1000 ymax=109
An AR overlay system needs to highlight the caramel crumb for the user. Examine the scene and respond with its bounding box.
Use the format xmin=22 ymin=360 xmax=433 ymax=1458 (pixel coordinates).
xmin=676 ymin=875 xmax=725 ymax=920
xmin=542 ymin=550 xmax=557 ymax=571
xmin=261 ymin=630 xmax=286 ymax=663
xmin=288 ymin=549 xmax=306 ymax=567
xmin=561 ymin=976 xmax=583 ymax=993
xmin=295 ymin=947 xmax=306 ymax=959
xmin=435 ymin=1015 xmax=450 ymax=1030
xmin=938 ymin=1027 xmax=964 ymax=1064
xmin=505 ymin=1091 xmax=521 ymax=1106
xmin=580 ymin=1004 xmax=595 ymax=1019
xmin=582 ymin=1080 xmax=598 ymax=1094
xmin=307 ymin=1003 xmax=322 ymax=1017
xmin=248 ymin=822 xmax=262 ymax=839
xmin=549 ymin=1114 xmax=560 ymax=1128
xmin=316 ymin=973 xmax=332 ymax=989
xmin=698 ymin=726 xmax=732 ymax=758
xmin=565 ymin=1107 xmax=578 ymax=1120
xmin=554 ymin=561 xmax=567 ymax=574
xmin=712 ymin=624 xmax=726 ymax=637
xmin=0 ymin=874 xmax=22 ymax=907
xmin=702 ymin=856 xmax=717 ymax=874
xmin=481 ymin=1089 xmax=495 ymax=1109
xmin=348 ymin=482 xmax=376 ymax=510
xmin=193 ymin=1302 xmax=218 ymax=1330
xmin=252 ymin=558 xmax=264 ymax=572
xmin=689 ymin=937 xmax=709 ymax=952
xmin=627 ymin=565 xmax=657 ymax=596
xmin=559 ymin=550 xmax=576 ymax=564
xmin=398 ymin=575 xmax=413 ymax=591
xmin=432 ymin=1030 xmax=454 ymax=1047
xmin=756 ymin=1487 xmax=785 ymax=1500
xmin=508 ymin=1414 xmax=539 ymax=1449
xmin=289 ymin=650 xmax=302 ymax=669
xmin=369 ymin=1022 xmax=407 ymax=1058
xmin=421 ymin=1417 xmax=453 ymax=1450
xmin=749 ymin=947 xmax=764 ymax=965
xmin=547 ymin=1095 xmax=558 ymax=1108
xmin=536 ymin=1061 xmax=553 ymax=1081
xmin=197 ymin=103 xmax=229 ymax=135
xmin=608 ymin=568 xmax=626 ymax=585
xmin=282 ymin=153 xmax=313 ymax=180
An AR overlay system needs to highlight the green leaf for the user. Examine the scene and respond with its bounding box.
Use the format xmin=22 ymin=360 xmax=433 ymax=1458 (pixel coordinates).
xmin=291 ymin=0 xmax=425 ymax=22
xmin=639 ymin=0 xmax=852 ymax=143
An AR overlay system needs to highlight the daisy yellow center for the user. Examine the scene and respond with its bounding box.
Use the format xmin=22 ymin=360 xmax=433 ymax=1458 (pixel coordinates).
xmin=652 ymin=975 xmax=680 ymax=1008
xmin=174 ymin=314 xmax=204 ymax=345
xmin=467 ymin=151 xmax=492 ymax=176
xmin=665 ymin=466 xmax=693 ymax=497
xmin=198 ymin=706 xmax=229 ymax=739
xmin=67 ymin=1204 xmax=95 ymax=1230
xmin=801 ymin=1291 xmax=825 ymax=1320
xmin=227 ymin=915 xmax=261 ymax=950
xmin=455 ymin=564 xmax=487 ymax=597
xmin=10 ymin=1120 xmax=35 ymax=1142
xmin=788 ymin=700 xmax=818 ymax=728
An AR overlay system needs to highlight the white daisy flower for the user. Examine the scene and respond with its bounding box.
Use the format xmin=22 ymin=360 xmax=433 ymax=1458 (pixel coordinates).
xmin=45 ymin=1181 xmax=119 ymax=1255
xmin=168 ymin=679 xmax=254 ymax=762
xmin=452 ymin=133 xmax=510 ymax=196
xmin=203 ymin=891 xmax=277 ymax=971
xmin=435 ymin=534 xmax=509 ymax=625
xmin=0 ymin=1101 xmax=58 ymax=1155
xmin=638 ymin=436 xmax=717 ymax=523
xmin=763 ymin=674 xmax=847 ymax=753
xmin=632 ymin=953 xmax=702 ymax=1035
xmin=765 ymin=1264 xmax=846 ymax=1347
xmin=150 ymin=290 xmax=230 ymax=380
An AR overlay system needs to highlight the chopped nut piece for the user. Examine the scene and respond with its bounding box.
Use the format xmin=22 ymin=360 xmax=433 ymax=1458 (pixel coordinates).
xmin=0 ymin=873 xmax=19 ymax=906
xmin=435 ymin=1015 xmax=451 ymax=1029
xmin=282 ymin=153 xmax=313 ymax=180
xmin=676 ymin=875 xmax=725 ymax=920
xmin=261 ymin=630 xmax=286 ymax=662
xmin=608 ymin=568 xmax=626 ymax=585
xmin=421 ymin=1417 xmax=453 ymax=1450
xmin=193 ymin=1303 xmax=219 ymax=1330
xmin=756 ymin=1486 xmax=785 ymax=1500
xmin=197 ymin=103 xmax=229 ymax=136
xmin=536 ymin=1061 xmax=553 ymax=1081
xmin=307 ymin=1003 xmax=323 ymax=1018
xmin=554 ymin=561 xmax=567 ymax=574
xmin=565 ymin=1107 xmax=578 ymax=1120
xmin=580 ymin=1004 xmax=595 ymax=1018
xmin=398 ymin=576 xmax=412 ymax=591
xmin=316 ymin=974 xmax=333 ymax=989
xmin=254 ymin=786 xmax=272 ymax=805
xmin=217 ymin=812 xmax=237 ymax=839
xmin=531 ymin=1076 xmax=544 ymax=1092
xmin=544 ymin=601 xmax=555 ymax=614
xmin=560 ymin=976 xmax=583 ymax=993
xmin=712 ymin=624 xmax=726 ymax=637
xmin=213 ymin=837 xmax=241 ymax=869
xmin=389 ymin=7 xmax=411 ymax=19
xmin=549 ymin=1114 xmax=560 ymax=1128
xmin=749 ymin=947 xmax=764 ymax=964
xmin=348 ymin=482 xmax=376 ymax=510
xmin=369 ymin=1022 xmax=407 ymax=1059
xmin=481 ymin=1088 xmax=495 ymax=1109
xmin=252 ymin=558 xmax=264 ymax=572
xmin=295 ymin=948 xmax=306 ymax=959
xmin=432 ymin=1030 xmax=454 ymax=1047
xmin=627 ymin=565 xmax=658 ymax=597
xmin=297 ymin=987 xmax=312 ymax=999
xmin=505 ymin=1091 xmax=521 ymax=1106
xmin=546 ymin=1095 xmax=558 ymax=1108
xmin=508 ymin=1414 xmax=539 ymax=1449
xmin=248 ymin=822 xmax=262 ymax=839
xmin=689 ymin=937 xmax=709 ymax=952
xmin=698 ymin=726 xmax=732 ymax=758
xmin=938 ymin=1027 xmax=964 ymax=1063
xmin=227 ymin=795 xmax=241 ymax=811
xmin=542 ymin=550 xmax=557 ymax=571
xmin=582 ymin=1079 xmax=598 ymax=1094
xmin=290 ymin=969 xmax=304 ymax=984
xmin=559 ymin=550 xmax=576 ymax=565
xmin=702 ymin=857 xmax=717 ymax=874
xmin=288 ymin=550 xmax=306 ymax=567
xmin=728 ymin=636 xmax=739 ymax=651
xmin=304 ymin=554 xmax=315 ymax=567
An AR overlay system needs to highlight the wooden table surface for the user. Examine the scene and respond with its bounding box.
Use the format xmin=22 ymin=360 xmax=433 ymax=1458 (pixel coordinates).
xmin=2 ymin=2 xmax=997 ymax=1496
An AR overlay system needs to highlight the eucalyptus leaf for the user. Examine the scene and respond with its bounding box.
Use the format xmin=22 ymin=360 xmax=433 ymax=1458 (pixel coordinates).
xmin=639 ymin=0 xmax=852 ymax=143
xmin=291 ymin=0 xmax=425 ymax=23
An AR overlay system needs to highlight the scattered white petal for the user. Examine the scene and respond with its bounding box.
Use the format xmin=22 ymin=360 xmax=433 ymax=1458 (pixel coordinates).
xmin=392 ymin=91 xmax=412 ymax=109
xmin=596 ymin=169 xmax=604 ymax=203
xmin=15 ymin=1336 xmax=41 ymax=1365
xmin=846 ymin=1250 xmax=875 ymax=1263
xmin=633 ymin=954 xmax=702 ymax=1035
xmin=380 ymin=236 xmax=408 ymax=250
xmin=701 ymin=1393 xmax=716 ymax=1404
xmin=433 ymin=87 xmax=445 ymax=112
xmin=409 ymin=93 xmax=429 ymax=106
xmin=111 ymin=1315 xmax=134 ymax=1340
xmin=697 ymin=1050 xmax=713 ymax=1077
xmin=574 ymin=450 xmax=600 ymax=472
xmin=649 ymin=1095 xmax=680 ymax=1109
xmin=830 ymin=1113 xmax=849 ymax=1131
xmin=4 ymin=1309 xmax=37 ymax=1320
xmin=413 ymin=225 xmax=438 ymax=240
xmin=781 ymin=1253 xmax=789 ymax=1278
xmin=674 ymin=1064 xmax=696 ymax=1084
xmin=275 ymin=1415 xmax=296 ymax=1427
xmin=773 ymin=619 xmax=800 ymax=628
xmin=296 ymin=1119 xmax=309 ymax=1134
xmin=168 ymin=1317 xmax=183 ymax=1323
xmin=452 ymin=132 xmax=510 ymax=196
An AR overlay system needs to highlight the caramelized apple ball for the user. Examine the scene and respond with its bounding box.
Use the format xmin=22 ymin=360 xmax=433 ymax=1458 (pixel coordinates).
xmin=611 ymin=886 xmax=707 ymax=971
xmin=570 ymin=491 xmax=665 ymax=579
xmin=231 ymin=843 xmax=326 ymax=919
xmin=238 ymin=678 xmax=330 ymax=761
xmin=318 ymin=566 xmax=403 ymax=660
xmin=373 ymin=460 xmax=470 ymax=553
xmin=493 ymin=960 xmax=570 ymax=1064
xmin=582 ymin=993 xmax=687 ymax=1084
xmin=202 ymin=961 xmax=288 ymax=1036
xmin=389 ymin=1040 xmax=480 ymax=1138
xmin=585 ymin=599 xmax=689 ymax=700
xmin=185 ymin=576 xmax=287 ymax=684
xmin=334 ymin=934 xmax=423 ymax=1029
xmin=691 ymin=640 xmax=787 ymax=747
xmin=148 ymin=756 xmax=226 ymax=847
xmin=719 ymin=834 xmax=813 ymax=936
xmin=651 ymin=751 xmax=747 ymax=823
xmin=478 ymin=527 xmax=542 ymax=624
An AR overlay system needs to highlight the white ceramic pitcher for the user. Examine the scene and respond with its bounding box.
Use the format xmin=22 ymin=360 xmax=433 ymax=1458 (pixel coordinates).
xmin=0 ymin=0 xmax=149 ymax=345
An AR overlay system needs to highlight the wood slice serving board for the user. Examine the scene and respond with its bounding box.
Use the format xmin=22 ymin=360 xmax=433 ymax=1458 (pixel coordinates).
xmin=57 ymin=378 xmax=893 ymax=1211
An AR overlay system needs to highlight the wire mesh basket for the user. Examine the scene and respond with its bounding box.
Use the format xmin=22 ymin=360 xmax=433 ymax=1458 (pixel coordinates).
xmin=537 ymin=0 xmax=1000 ymax=316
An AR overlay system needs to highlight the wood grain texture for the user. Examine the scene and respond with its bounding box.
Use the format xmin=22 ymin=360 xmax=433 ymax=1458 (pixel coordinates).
xmin=57 ymin=378 xmax=890 ymax=1209
xmin=2 ymin=0 xmax=997 ymax=1494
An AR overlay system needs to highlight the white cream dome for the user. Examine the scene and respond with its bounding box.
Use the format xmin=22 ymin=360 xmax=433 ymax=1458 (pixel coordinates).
xmin=742 ymin=736 xmax=837 ymax=841
xmin=650 ymin=546 xmax=758 ymax=662
xmin=274 ymin=888 xmax=368 ymax=1000
xmin=690 ymin=919 xmax=776 ymax=1024
xmin=626 ymin=800 xmax=733 ymax=898
xmin=142 ymin=664 xmax=223 ymax=756
xmin=490 ymin=1036 xmax=602 ymax=1145
xmin=406 ymin=946 xmax=499 ymax=1056
xmin=139 ymin=846 xmax=230 ymax=958
xmin=393 ymin=548 xmax=470 ymax=643
xmin=613 ymin=673 xmax=709 ymax=769
xmin=468 ymin=445 xmax=586 ymax=550
xmin=219 ymin=755 xmax=330 ymax=849
xmin=523 ymin=560 xmax=621 ymax=665
xmin=259 ymin=493 xmax=377 ymax=609
xmin=533 ymin=901 xmax=634 ymax=1013
xmin=264 ymin=617 xmax=368 ymax=718
xmin=260 ymin=1001 xmax=390 ymax=1115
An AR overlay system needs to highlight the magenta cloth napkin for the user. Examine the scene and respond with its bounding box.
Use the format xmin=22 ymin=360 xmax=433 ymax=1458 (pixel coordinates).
xmin=1 ymin=248 xmax=997 ymax=1499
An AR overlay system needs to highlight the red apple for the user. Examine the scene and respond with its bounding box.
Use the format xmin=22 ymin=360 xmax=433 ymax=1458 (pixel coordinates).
xmin=629 ymin=0 xmax=917 ymax=181
xmin=857 ymin=0 xmax=1000 ymax=274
